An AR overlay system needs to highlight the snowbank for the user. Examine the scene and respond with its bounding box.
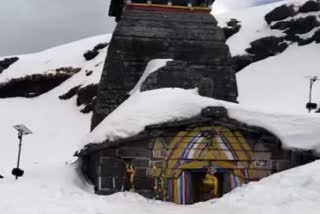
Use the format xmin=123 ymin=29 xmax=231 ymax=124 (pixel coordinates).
xmin=1 ymin=158 xmax=319 ymax=214
xmin=85 ymin=88 xmax=320 ymax=153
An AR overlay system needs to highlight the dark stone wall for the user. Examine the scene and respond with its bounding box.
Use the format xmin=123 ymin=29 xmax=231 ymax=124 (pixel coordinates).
xmin=91 ymin=9 xmax=238 ymax=130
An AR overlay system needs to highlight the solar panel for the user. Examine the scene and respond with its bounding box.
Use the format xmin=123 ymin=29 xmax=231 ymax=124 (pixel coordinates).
xmin=13 ymin=124 xmax=32 ymax=135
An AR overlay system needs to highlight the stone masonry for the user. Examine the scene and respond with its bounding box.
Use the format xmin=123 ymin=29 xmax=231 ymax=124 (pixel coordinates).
xmin=91 ymin=8 xmax=238 ymax=130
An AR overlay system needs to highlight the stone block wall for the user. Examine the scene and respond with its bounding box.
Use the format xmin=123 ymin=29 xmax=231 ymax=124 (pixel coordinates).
xmin=91 ymin=8 xmax=238 ymax=130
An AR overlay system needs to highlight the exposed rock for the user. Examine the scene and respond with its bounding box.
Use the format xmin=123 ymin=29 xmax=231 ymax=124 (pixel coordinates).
xmin=313 ymin=29 xmax=320 ymax=43
xmin=297 ymin=37 xmax=315 ymax=46
xmin=265 ymin=4 xmax=296 ymax=24
xmin=80 ymin=102 xmax=95 ymax=114
xmin=223 ymin=18 xmax=241 ymax=39
xmin=85 ymin=70 xmax=93 ymax=76
xmin=84 ymin=50 xmax=99 ymax=61
xmin=299 ymin=0 xmax=320 ymax=13
xmin=83 ymin=43 xmax=109 ymax=61
xmin=59 ymin=84 xmax=98 ymax=114
xmin=77 ymin=84 xmax=98 ymax=108
xmin=0 ymin=57 xmax=19 ymax=73
xmin=0 ymin=73 xmax=74 ymax=98
xmin=232 ymin=54 xmax=254 ymax=73
xmin=284 ymin=16 xmax=320 ymax=35
xmin=246 ymin=36 xmax=288 ymax=61
xmin=55 ymin=67 xmax=81 ymax=74
xmin=93 ymin=43 xmax=108 ymax=51
xmin=271 ymin=20 xmax=291 ymax=31
xmin=0 ymin=67 xmax=80 ymax=98
xmin=59 ymin=85 xmax=82 ymax=100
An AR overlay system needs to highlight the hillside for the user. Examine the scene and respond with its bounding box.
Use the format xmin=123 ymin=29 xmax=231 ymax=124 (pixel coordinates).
xmin=1 ymin=0 xmax=320 ymax=213
xmin=216 ymin=0 xmax=320 ymax=113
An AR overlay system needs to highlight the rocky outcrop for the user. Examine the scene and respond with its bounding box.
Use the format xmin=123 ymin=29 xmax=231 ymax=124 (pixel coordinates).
xmin=91 ymin=8 xmax=238 ymax=129
xmin=246 ymin=36 xmax=288 ymax=61
xmin=59 ymin=84 xmax=98 ymax=113
xmin=0 ymin=57 xmax=19 ymax=73
xmin=83 ymin=43 xmax=109 ymax=61
xmin=299 ymin=0 xmax=320 ymax=13
xmin=266 ymin=1 xmax=320 ymax=46
xmin=265 ymin=4 xmax=296 ymax=24
xmin=272 ymin=16 xmax=320 ymax=36
xmin=231 ymin=54 xmax=254 ymax=73
xmin=234 ymin=1 xmax=320 ymax=73
xmin=0 ymin=67 xmax=80 ymax=98
xmin=222 ymin=19 xmax=241 ymax=40
xmin=59 ymin=85 xmax=82 ymax=100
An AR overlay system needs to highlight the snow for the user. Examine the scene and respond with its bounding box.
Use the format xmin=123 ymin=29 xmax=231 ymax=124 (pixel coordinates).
xmin=0 ymin=34 xmax=112 ymax=175
xmin=0 ymin=34 xmax=111 ymax=88
xmin=1 ymin=0 xmax=320 ymax=213
xmin=216 ymin=0 xmax=320 ymax=113
xmin=207 ymin=160 xmax=320 ymax=214
xmin=237 ymin=43 xmax=320 ymax=113
xmin=215 ymin=1 xmax=287 ymax=55
xmin=86 ymin=88 xmax=320 ymax=153
xmin=129 ymin=59 xmax=172 ymax=95
xmin=215 ymin=0 xmax=319 ymax=55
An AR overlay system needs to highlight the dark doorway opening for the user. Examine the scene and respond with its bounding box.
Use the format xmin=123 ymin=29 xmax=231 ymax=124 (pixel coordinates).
xmin=190 ymin=169 xmax=224 ymax=203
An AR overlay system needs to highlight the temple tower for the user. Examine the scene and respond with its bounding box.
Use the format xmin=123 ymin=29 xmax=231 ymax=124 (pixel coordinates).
xmin=91 ymin=0 xmax=238 ymax=129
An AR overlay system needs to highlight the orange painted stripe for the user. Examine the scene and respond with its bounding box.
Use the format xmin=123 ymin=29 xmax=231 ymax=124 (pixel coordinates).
xmin=127 ymin=3 xmax=211 ymax=13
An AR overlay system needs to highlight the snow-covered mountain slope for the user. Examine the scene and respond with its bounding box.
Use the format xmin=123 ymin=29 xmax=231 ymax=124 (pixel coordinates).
xmin=216 ymin=0 xmax=320 ymax=113
xmin=1 ymin=1 xmax=320 ymax=213
xmin=0 ymin=34 xmax=111 ymax=176
xmin=0 ymin=34 xmax=110 ymax=86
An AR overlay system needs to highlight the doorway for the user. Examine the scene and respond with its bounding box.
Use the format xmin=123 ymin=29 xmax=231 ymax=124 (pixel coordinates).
xmin=190 ymin=169 xmax=223 ymax=203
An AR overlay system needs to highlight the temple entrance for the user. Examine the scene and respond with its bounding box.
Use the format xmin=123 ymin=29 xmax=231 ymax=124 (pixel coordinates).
xmin=190 ymin=169 xmax=223 ymax=203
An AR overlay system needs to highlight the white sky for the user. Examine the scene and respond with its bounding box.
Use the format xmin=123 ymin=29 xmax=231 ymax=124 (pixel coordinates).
xmin=0 ymin=0 xmax=280 ymax=56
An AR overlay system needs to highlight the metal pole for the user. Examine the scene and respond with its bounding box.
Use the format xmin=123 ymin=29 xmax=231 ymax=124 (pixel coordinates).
xmin=16 ymin=132 xmax=23 ymax=179
xmin=308 ymin=78 xmax=315 ymax=113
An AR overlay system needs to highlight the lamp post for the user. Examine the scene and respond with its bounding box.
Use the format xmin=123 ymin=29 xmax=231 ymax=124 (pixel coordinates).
xmin=305 ymin=76 xmax=319 ymax=113
xmin=12 ymin=124 xmax=32 ymax=180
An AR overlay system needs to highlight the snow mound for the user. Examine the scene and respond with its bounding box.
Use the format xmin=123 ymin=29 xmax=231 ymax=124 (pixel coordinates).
xmin=85 ymin=88 xmax=320 ymax=153
xmin=210 ymin=160 xmax=320 ymax=214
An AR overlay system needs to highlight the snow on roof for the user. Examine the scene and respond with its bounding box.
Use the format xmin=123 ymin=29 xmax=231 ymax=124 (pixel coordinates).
xmin=83 ymin=88 xmax=320 ymax=153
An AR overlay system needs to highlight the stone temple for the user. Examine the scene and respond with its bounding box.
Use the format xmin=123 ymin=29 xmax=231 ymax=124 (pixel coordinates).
xmin=78 ymin=0 xmax=317 ymax=203
xmin=91 ymin=0 xmax=238 ymax=130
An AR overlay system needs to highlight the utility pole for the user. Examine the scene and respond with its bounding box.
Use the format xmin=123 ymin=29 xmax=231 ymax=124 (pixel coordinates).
xmin=305 ymin=76 xmax=319 ymax=113
xmin=12 ymin=124 xmax=32 ymax=180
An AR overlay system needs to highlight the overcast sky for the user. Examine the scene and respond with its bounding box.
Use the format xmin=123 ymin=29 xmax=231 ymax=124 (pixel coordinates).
xmin=0 ymin=0 xmax=281 ymax=56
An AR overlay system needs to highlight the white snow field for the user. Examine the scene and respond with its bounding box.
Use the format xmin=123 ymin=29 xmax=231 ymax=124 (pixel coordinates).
xmin=1 ymin=0 xmax=320 ymax=213
xmin=216 ymin=0 xmax=320 ymax=113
